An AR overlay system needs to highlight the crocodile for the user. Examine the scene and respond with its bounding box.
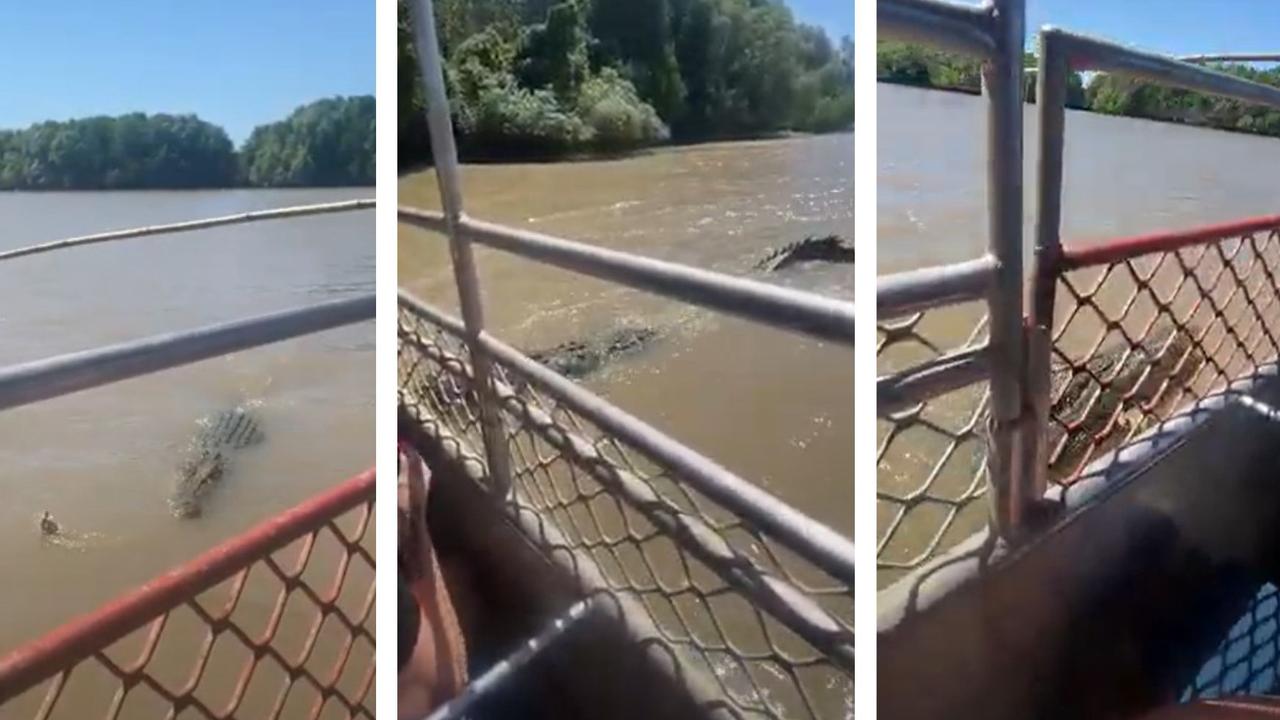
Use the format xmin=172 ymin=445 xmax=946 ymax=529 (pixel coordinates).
xmin=754 ymin=234 xmax=855 ymax=272
xmin=527 ymin=326 xmax=659 ymax=380
xmin=1047 ymin=320 xmax=1202 ymax=478
xmin=169 ymin=406 xmax=264 ymax=518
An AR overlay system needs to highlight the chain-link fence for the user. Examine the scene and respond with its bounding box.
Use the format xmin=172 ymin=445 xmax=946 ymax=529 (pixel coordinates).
xmin=0 ymin=471 xmax=376 ymax=720
xmin=399 ymin=302 xmax=853 ymax=720
xmin=1183 ymin=582 xmax=1280 ymax=701
xmin=876 ymin=303 xmax=990 ymax=584
xmin=1039 ymin=222 xmax=1280 ymax=484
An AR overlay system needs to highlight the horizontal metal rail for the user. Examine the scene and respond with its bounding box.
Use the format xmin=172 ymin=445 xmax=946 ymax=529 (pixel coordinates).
xmin=878 ymin=0 xmax=1025 ymax=540
xmin=0 ymin=199 xmax=374 ymax=263
xmin=398 ymin=208 xmax=855 ymax=347
xmin=400 ymin=290 xmax=857 ymax=588
xmin=1025 ymin=26 xmax=1280 ymax=525
xmin=401 ymin=311 xmax=855 ymax=672
xmin=879 ymin=0 xmax=997 ymax=58
xmin=878 ymin=255 xmax=998 ymax=318
xmin=425 ymin=598 xmax=597 ymax=720
xmin=1056 ymin=30 xmax=1280 ymax=110
xmin=0 ymin=469 xmax=375 ymax=702
xmin=0 ymin=295 xmax=374 ymax=412
xmin=1182 ymin=53 xmax=1280 ymax=64
xmin=399 ymin=408 xmax=733 ymax=710
xmin=878 ymin=344 xmax=990 ymax=415
xmin=1058 ymin=214 xmax=1280 ymax=271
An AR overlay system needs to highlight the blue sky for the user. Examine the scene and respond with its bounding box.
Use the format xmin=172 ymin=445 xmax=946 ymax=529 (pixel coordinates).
xmin=789 ymin=0 xmax=854 ymax=42
xmin=0 ymin=0 xmax=374 ymax=144
xmin=1023 ymin=0 xmax=1280 ymax=57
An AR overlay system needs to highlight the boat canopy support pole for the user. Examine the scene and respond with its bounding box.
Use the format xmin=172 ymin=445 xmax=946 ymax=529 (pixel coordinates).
xmin=982 ymin=0 xmax=1027 ymax=539
xmin=409 ymin=0 xmax=514 ymax=497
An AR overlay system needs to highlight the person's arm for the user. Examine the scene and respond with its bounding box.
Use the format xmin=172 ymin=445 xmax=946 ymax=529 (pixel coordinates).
xmin=398 ymin=444 xmax=468 ymax=719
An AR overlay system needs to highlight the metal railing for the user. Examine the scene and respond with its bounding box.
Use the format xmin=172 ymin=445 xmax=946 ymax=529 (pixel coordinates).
xmin=401 ymin=0 xmax=854 ymax=716
xmin=0 ymin=199 xmax=375 ymax=413
xmin=0 ymin=198 xmax=375 ymax=716
xmin=0 ymin=470 xmax=375 ymax=719
xmin=1029 ymin=32 xmax=1280 ymax=495
xmin=880 ymin=0 xmax=1280 ymax=579
xmin=877 ymin=0 xmax=1026 ymax=576
xmin=1033 ymin=216 xmax=1280 ymax=484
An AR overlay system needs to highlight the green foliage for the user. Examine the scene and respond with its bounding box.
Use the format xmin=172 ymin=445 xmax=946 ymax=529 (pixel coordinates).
xmin=462 ymin=77 xmax=588 ymax=156
xmin=517 ymin=1 xmax=591 ymax=101
xmin=398 ymin=0 xmax=853 ymax=164
xmin=240 ymin=96 xmax=375 ymax=187
xmin=0 ymin=97 xmax=374 ymax=190
xmin=587 ymin=0 xmax=686 ymax=121
xmin=398 ymin=0 xmax=433 ymax=164
xmin=0 ymin=114 xmax=237 ymax=190
xmin=880 ymin=42 xmax=1280 ymax=140
xmin=876 ymin=41 xmax=942 ymax=88
xmin=576 ymin=68 xmax=670 ymax=149
xmin=1084 ymin=64 xmax=1280 ymax=138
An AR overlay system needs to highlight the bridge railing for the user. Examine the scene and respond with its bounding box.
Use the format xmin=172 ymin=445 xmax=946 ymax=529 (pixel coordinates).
xmin=0 ymin=199 xmax=376 ymax=716
xmin=400 ymin=0 xmax=853 ymax=716
xmin=876 ymin=0 xmax=1026 ymax=577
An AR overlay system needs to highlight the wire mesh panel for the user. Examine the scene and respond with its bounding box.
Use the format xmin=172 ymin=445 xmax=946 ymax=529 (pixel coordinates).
xmin=0 ymin=472 xmax=376 ymax=720
xmin=1183 ymin=583 xmax=1280 ymax=701
xmin=876 ymin=303 xmax=990 ymax=584
xmin=1042 ymin=223 xmax=1280 ymax=484
xmin=399 ymin=303 xmax=854 ymax=720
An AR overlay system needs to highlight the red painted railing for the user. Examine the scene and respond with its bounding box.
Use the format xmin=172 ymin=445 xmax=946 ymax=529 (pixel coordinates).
xmin=1039 ymin=216 xmax=1280 ymax=481
xmin=0 ymin=469 xmax=375 ymax=719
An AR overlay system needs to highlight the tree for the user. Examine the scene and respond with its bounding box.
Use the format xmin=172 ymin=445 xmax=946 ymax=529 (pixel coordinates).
xmin=518 ymin=1 xmax=591 ymax=101
xmin=240 ymin=96 xmax=375 ymax=187
xmin=396 ymin=0 xmax=855 ymax=164
xmin=587 ymin=0 xmax=686 ymax=121
xmin=0 ymin=113 xmax=237 ymax=190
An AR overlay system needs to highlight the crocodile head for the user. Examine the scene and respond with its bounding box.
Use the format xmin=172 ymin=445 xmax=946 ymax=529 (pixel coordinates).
xmin=170 ymin=451 xmax=225 ymax=519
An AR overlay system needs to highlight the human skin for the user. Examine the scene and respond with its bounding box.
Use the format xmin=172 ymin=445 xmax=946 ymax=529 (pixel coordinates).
xmin=398 ymin=445 xmax=468 ymax=719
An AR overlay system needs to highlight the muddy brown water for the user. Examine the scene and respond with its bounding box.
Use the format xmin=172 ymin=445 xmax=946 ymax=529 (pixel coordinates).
xmin=878 ymin=82 xmax=1280 ymax=584
xmin=0 ymin=189 xmax=374 ymax=717
xmin=399 ymin=134 xmax=854 ymax=538
xmin=400 ymin=135 xmax=854 ymax=716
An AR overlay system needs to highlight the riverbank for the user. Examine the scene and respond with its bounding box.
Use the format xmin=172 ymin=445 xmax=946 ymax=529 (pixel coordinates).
xmin=397 ymin=128 xmax=852 ymax=175
xmin=879 ymin=78 xmax=1280 ymax=142
xmin=878 ymin=39 xmax=1280 ymax=142
xmin=0 ymin=97 xmax=374 ymax=191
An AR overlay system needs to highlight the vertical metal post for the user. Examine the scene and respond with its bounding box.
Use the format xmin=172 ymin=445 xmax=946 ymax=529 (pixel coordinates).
xmin=1024 ymin=29 xmax=1070 ymax=508
xmin=981 ymin=0 xmax=1027 ymax=538
xmin=409 ymin=0 xmax=514 ymax=495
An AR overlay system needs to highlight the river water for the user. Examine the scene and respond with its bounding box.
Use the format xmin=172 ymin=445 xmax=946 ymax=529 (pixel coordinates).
xmin=0 ymin=189 xmax=373 ymax=715
xmin=399 ymin=134 xmax=854 ymax=540
xmin=878 ymin=82 xmax=1280 ymax=582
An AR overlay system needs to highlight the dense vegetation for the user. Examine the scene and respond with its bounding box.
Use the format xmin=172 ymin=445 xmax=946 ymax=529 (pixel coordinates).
xmin=1086 ymin=65 xmax=1280 ymax=136
xmin=876 ymin=42 xmax=1087 ymax=108
xmin=0 ymin=96 xmax=374 ymax=190
xmin=240 ymin=97 xmax=375 ymax=187
xmin=878 ymin=41 xmax=1280 ymax=139
xmin=399 ymin=0 xmax=854 ymax=164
